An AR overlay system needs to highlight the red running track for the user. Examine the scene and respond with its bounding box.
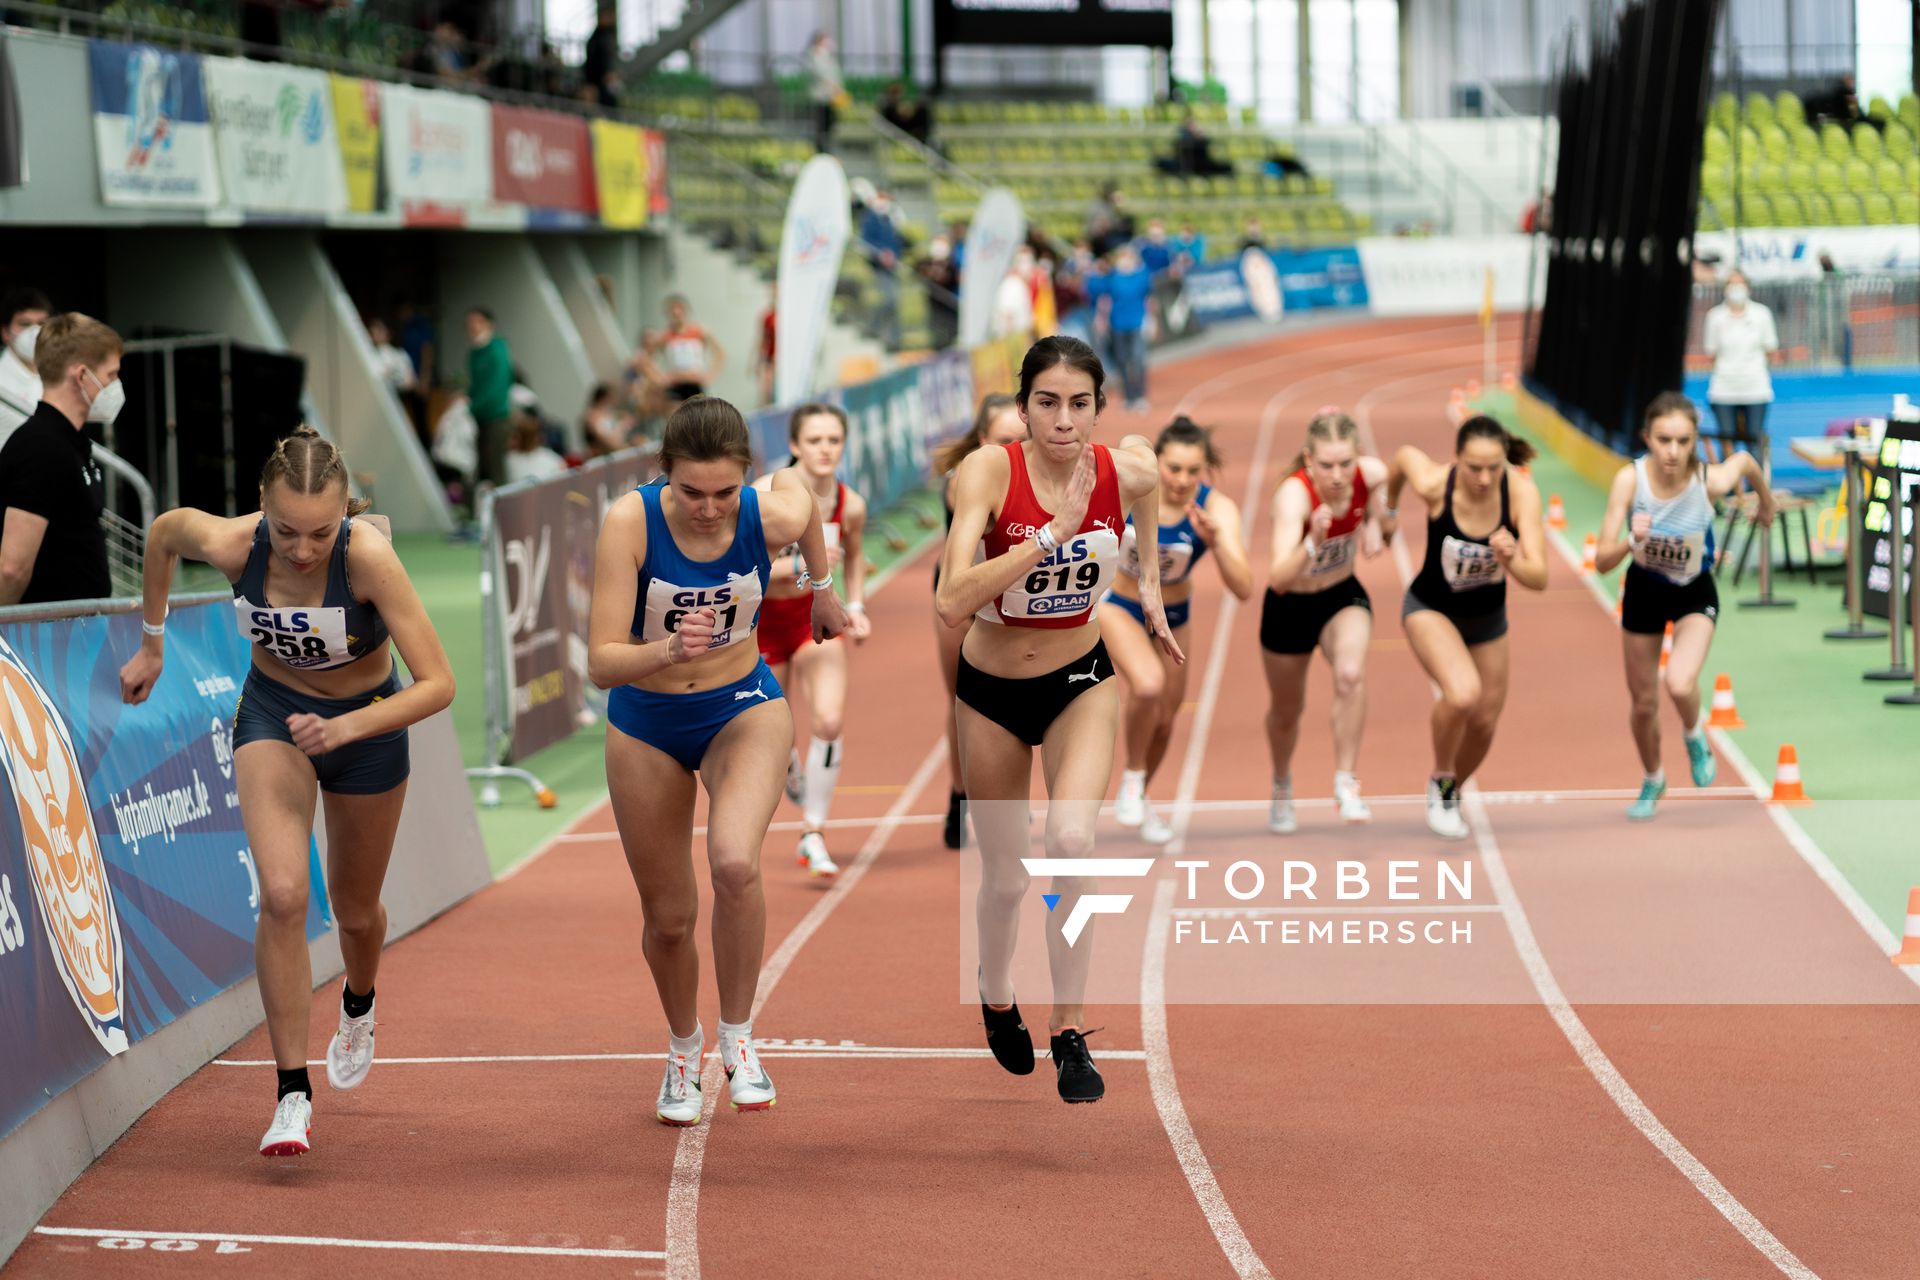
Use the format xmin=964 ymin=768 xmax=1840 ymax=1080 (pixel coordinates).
xmin=9 ymin=317 xmax=1917 ymax=1279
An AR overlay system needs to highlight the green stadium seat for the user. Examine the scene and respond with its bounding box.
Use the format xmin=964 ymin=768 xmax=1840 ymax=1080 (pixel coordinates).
xmin=1868 ymin=95 xmax=1894 ymax=124
xmin=1875 ymin=158 xmax=1907 ymax=194
xmin=1791 ymin=125 xmax=1823 ymax=163
xmin=1771 ymin=192 xmax=1806 ymax=225
xmin=1846 ymin=157 xmax=1878 ymax=193
xmin=1814 ymin=158 xmax=1846 ymax=190
xmin=1738 ymin=194 xmax=1774 ymax=226
xmin=1785 ymin=158 xmax=1815 ymax=190
xmin=1862 ymin=193 xmax=1896 ymax=225
xmin=1853 ymin=124 xmax=1883 ymax=161
xmin=1761 ymin=127 xmax=1791 ymax=162
xmin=1745 ymin=94 xmax=1774 ymax=129
xmin=1803 ymin=191 xmax=1836 ymax=224
xmin=1829 ymin=193 xmax=1864 ymax=225
xmin=1821 ymin=123 xmax=1853 ymax=164
xmin=1774 ymin=91 xmax=1805 ymax=129
xmin=1897 ymin=193 xmax=1920 ymax=224
xmin=1711 ymin=92 xmax=1739 ymax=135
xmin=1885 ymin=122 xmax=1916 ymax=161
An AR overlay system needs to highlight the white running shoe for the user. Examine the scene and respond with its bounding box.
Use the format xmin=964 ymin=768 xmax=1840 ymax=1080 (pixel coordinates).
xmin=722 ymin=1035 xmax=776 ymax=1112
xmin=325 ymin=998 xmax=376 ymax=1091
xmin=783 ymin=749 xmax=804 ymax=806
xmin=1333 ymin=774 xmax=1372 ymax=825
xmin=259 ymin=1093 xmax=312 ymax=1158
xmin=656 ymin=1050 xmax=703 ymax=1127
xmin=1267 ymin=778 xmax=1297 ymax=835
xmin=796 ymin=832 xmax=839 ymax=879
xmin=1114 ymin=770 xmax=1146 ymax=827
xmin=1139 ymin=801 xmax=1173 ymax=845
xmin=1425 ymin=779 xmax=1469 ymax=840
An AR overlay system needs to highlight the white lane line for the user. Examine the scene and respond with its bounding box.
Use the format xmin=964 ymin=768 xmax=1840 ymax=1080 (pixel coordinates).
xmin=214 ymin=1047 xmax=1151 ymax=1066
xmin=548 ymin=814 xmax=944 ymax=844
xmin=32 ymin=1227 xmax=665 ymax=1260
xmin=1462 ymin=792 xmax=1820 ymax=1279
xmin=663 ymin=738 xmax=946 ymax=1280
xmin=1542 ymin=496 xmax=1920 ymax=991
xmin=494 ymin=504 xmax=943 ymax=882
xmin=1139 ymin=372 xmax=1300 ymax=1280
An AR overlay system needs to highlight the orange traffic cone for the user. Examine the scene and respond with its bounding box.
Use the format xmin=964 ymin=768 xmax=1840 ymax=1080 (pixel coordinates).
xmin=1706 ymin=674 xmax=1745 ymax=729
xmin=1614 ymin=591 xmax=1624 ymax=619
xmin=1547 ymin=494 xmax=1568 ymax=530
xmin=1500 ymin=371 xmax=1518 ymax=391
xmin=1659 ymin=621 xmax=1674 ymax=669
xmin=1581 ymin=534 xmax=1598 ymax=573
xmin=1891 ymin=889 xmax=1920 ymax=965
xmin=1768 ymin=745 xmax=1811 ymax=806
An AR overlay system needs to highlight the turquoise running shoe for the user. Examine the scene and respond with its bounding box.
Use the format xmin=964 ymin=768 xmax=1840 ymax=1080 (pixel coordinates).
xmin=1627 ymin=777 xmax=1666 ymax=821
xmin=1686 ymin=734 xmax=1717 ymax=787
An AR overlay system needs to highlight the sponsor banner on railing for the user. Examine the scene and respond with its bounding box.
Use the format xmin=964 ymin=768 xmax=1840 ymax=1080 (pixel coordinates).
xmin=1692 ymin=226 xmax=1920 ymax=282
xmin=918 ymin=348 xmax=977 ymax=454
xmin=1356 ymin=235 xmax=1544 ymax=316
xmin=87 ymin=41 xmax=221 ymax=208
xmin=589 ymin=119 xmax=650 ymax=229
xmin=842 ymin=368 xmax=929 ymax=517
xmin=487 ymin=452 xmax=656 ymax=764
xmin=1173 ymin=246 xmax=1369 ymax=331
xmin=969 ymin=333 xmax=1026 ymax=401
xmin=380 ymin=82 xmax=490 ymax=219
xmin=0 ymin=603 xmax=329 ymax=1141
xmin=202 ymin=57 xmax=345 ymax=217
xmin=330 ymin=75 xmax=381 ymax=214
xmin=492 ymin=104 xmax=593 ymax=216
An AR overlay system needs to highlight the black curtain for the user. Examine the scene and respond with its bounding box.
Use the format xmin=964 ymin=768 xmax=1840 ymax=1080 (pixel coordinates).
xmin=1527 ymin=0 xmax=1725 ymax=451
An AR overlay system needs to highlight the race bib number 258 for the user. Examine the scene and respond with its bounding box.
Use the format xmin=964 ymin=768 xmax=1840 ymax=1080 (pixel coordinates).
xmin=235 ymin=600 xmax=350 ymax=668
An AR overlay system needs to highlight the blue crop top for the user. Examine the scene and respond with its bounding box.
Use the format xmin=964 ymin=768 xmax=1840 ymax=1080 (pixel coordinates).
xmin=628 ymin=478 xmax=772 ymax=653
xmin=232 ymin=517 xmax=390 ymax=671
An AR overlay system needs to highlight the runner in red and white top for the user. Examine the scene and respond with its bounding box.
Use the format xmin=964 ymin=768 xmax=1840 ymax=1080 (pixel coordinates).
xmin=753 ymin=404 xmax=869 ymax=879
xmin=638 ymin=295 xmax=725 ymax=404
xmin=1259 ymin=409 xmax=1389 ymax=833
xmin=935 ymin=336 xmax=1177 ymax=1106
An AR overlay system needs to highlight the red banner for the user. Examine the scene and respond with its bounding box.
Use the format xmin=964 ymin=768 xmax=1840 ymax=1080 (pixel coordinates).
xmin=491 ymin=105 xmax=594 ymax=213
xmin=644 ymin=129 xmax=670 ymax=216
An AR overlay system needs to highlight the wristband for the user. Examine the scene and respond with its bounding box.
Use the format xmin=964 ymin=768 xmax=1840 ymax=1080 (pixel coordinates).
xmin=1301 ymin=537 xmax=1318 ymax=559
xmin=847 ymin=601 xmax=866 ymax=614
xmin=142 ymin=618 xmax=166 ymax=637
xmin=1034 ymin=524 xmax=1060 ymax=556
xmin=809 ymin=572 xmax=835 ymax=591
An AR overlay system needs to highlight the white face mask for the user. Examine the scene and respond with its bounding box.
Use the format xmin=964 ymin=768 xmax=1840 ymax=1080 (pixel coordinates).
xmin=84 ymin=368 xmax=126 ymax=426
xmin=1725 ymin=283 xmax=1750 ymax=306
xmin=10 ymin=324 xmax=38 ymax=364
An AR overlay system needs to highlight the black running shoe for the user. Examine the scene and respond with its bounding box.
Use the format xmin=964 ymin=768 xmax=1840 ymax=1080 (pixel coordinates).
xmin=943 ymin=790 xmax=967 ymax=850
xmin=980 ymin=998 xmax=1035 ymax=1075
xmin=1050 ymin=1028 xmax=1104 ymax=1104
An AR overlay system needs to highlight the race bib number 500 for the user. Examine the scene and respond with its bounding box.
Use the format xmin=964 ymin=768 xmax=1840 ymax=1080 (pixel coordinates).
xmin=235 ymin=600 xmax=351 ymax=669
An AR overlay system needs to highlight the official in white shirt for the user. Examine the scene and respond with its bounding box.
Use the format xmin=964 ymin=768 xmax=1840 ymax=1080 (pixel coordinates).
xmin=0 ymin=287 xmax=52 ymax=449
xmin=1702 ymin=269 xmax=1779 ymax=462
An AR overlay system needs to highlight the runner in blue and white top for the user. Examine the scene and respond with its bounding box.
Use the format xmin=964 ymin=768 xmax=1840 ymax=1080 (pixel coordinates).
xmin=588 ymin=396 xmax=848 ymax=1127
xmin=1100 ymin=417 xmax=1251 ymax=843
xmin=1596 ymin=391 xmax=1773 ymax=821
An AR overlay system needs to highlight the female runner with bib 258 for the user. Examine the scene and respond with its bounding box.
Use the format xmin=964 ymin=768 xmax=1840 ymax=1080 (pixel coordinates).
xmin=1103 ymin=416 xmax=1250 ymax=843
xmin=118 ymin=427 xmax=456 ymax=1158
xmin=936 ymin=336 xmax=1180 ymax=1105
xmin=1259 ymin=410 xmax=1387 ymax=834
xmin=754 ymin=403 xmax=872 ymax=880
xmin=1387 ymin=416 xmax=1548 ymax=840
xmin=1595 ymin=391 xmax=1772 ymax=820
xmin=589 ymin=397 xmax=847 ymax=1127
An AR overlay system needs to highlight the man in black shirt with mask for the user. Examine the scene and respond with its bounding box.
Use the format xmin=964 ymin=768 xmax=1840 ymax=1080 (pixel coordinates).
xmin=0 ymin=312 xmax=120 ymax=605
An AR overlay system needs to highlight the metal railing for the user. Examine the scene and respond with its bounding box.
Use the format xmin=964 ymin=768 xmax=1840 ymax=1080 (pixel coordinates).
xmin=1685 ymin=275 xmax=1920 ymax=373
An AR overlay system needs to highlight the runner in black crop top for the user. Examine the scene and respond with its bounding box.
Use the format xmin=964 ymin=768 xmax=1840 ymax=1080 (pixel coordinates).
xmin=1407 ymin=467 xmax=1516 ymax=620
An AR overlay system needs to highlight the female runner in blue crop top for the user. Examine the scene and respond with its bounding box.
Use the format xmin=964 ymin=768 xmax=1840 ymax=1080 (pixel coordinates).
xmin=588 ymin=396 xmax=847 ymax=1127
xmin=119 ymin=426 xmax=456 ymax=1158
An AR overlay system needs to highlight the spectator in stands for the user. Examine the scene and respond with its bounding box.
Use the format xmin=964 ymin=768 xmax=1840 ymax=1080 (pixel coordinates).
xmin=397 ymin=300 xmax=435 ymax=389
xmin=755 ymin=284 xmax=778 ymax=405
xmin=1262 ymin=147 xmax=1310 ymax=181
xmin=582 ymin=5 xmax=620 ymax=108
xmin=1240 ymin=218 xmax=1269 ymax=252
xmin=1087 ymin=185 xmax=1134 ymax=257
xmin=0 ymin=313 xmax=117 ymax=606
xmin=880 ymin=81 xmax=933 ymax=148
xmin=0 ymin=286 xmax=51 ymax=448
xmin=368 ymin=318 xmax=416 ymax=397
xmin=805 ymin=32 xmax=846 ymax=154
xmin=992 ymin=248 xmax=1036 ymax=338
xmin=1086 ymin=249 xmax=1154 ymax=413
xmin=422 ymin=21 xmax=475 ymax=84
xmin=583 ymin=382 xmax=639 ymax=457
xmin=1703 ymin=268 xmax=1779 ymax=463
xmin=917 ymin=236 xmax=960 ymax=349
xmin=466 ymin=307 xmax=514 ymax=488
xmin=1808 ymin=73 xmax=1863 ymax=127
xmin=860 ymin=188 xmax=906 ymax=349
xmin=505 ymin=414 xmax=568 ymax=484
xmin=1171 ymin=222 xmax=1207 ymax=271
xmin=1138 ymin=219 xmax=1175 ymax=277
xmin=639 ymin=295 xmax=725 ymax=403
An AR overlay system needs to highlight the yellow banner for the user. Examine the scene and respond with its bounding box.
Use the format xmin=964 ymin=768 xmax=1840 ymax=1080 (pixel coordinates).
xmin=591 ymin=119 xmax=649 ymax=229
xmin=329 ymin=75 xmax=381 ymax=214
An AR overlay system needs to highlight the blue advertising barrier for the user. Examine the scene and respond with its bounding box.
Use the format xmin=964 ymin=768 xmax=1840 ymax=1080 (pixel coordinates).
xmin=1178 ymin=246 xmax=1370 ymax=328
xmin=0 ymin=598 xmax=329 ymax=1141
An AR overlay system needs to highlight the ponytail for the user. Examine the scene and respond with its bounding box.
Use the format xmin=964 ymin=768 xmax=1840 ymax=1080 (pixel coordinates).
xmin=937 ymin=392 xmax=1019 ymax=476
xmin=1155 ymin=415 xmax=1224 ymax=469
xmin=1455 ymin=414 xmax=1534 ymax=468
